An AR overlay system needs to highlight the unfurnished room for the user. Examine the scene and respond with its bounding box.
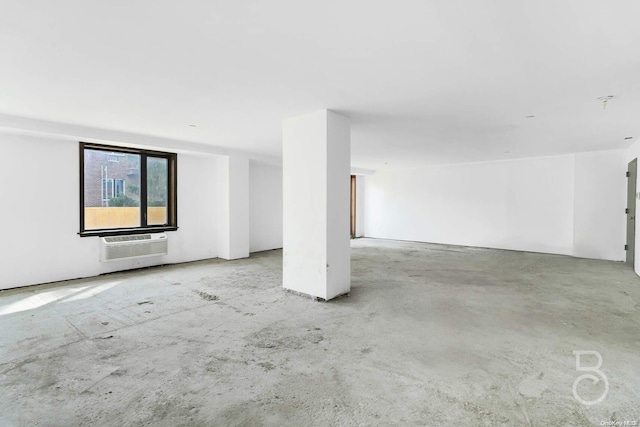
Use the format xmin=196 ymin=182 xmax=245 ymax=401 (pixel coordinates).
xmin=1 ymin=1 xmax=639 ymax=426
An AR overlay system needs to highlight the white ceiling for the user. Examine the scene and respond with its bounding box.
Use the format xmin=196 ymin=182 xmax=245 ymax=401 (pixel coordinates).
xmin=1 ymin=0 xmax=639 ymax=169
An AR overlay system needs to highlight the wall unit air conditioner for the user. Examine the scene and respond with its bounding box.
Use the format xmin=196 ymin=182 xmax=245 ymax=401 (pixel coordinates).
xmin=100 ymin=233 xmax=168 ymax=262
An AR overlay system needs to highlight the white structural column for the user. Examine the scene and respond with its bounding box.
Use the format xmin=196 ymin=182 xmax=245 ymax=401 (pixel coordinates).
xmin=283 ymin=109 xmax=351 ymax=300
xmin=217 ymin=155 xmax=250 ymax=260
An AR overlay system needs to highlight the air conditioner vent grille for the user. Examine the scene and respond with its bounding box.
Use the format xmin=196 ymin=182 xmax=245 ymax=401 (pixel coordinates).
xmin=100 ymin=233 xmax=168 ymax=262
xmin=104 ymin=234 xmax=152 ymax=243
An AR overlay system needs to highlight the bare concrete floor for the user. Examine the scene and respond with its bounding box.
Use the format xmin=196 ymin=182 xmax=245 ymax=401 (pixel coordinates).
xmin=1 ymin=238 xmax=639 ymax=426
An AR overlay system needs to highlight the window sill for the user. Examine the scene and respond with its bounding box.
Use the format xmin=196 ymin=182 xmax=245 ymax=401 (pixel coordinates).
xmin=79 ymin=226 xmax=178 ymax=237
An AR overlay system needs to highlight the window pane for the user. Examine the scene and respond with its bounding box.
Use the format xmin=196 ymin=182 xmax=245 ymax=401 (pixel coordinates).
xmin=83 ymin=149 xmax=141 ymax=230
xmin=147 ymin=157 xmax=168 ymax=225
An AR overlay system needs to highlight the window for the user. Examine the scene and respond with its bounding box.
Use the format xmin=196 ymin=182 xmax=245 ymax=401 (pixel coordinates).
xmin=100 ymin=178 xmax=125 ymax=204
xmin=107 ymin=153 xmax=125 ymax=162
xmin=114 ymin=179 xmax=125 ymax=198
xmin=80 ymin=142 xmax=177 ymax=236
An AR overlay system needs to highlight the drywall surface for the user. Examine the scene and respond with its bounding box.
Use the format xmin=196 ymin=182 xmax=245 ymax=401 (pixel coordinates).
xmin=365 ymin=155 xmax=576 ymax=255
xmin=161 ymin=153 xmax=218 ymax=264
xmin=282 ymin=109 xmax=351 ymax=300
xmin=325 ymin=111 xmax=351 ymax=299
xmin=0 ymin=132 xmax=218 ymax=290
xmin=573 ymin=150 xmax=626 ymax=261
xmin=249 ymin=160 xmax=283 ymax=253
xmin=283 ymin=110 xmax=328 ymax=298
xmin=217 ymin=156 xmax=249 ymax=260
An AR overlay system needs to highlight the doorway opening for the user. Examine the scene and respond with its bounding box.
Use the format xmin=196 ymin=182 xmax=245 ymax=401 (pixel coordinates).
xmin=626 ymin=159 xmax=636 ymax=266
xmin=350 ymin=175 xmax=356 ymax=239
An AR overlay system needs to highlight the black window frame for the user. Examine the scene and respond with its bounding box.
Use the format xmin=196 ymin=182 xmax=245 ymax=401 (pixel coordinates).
xmin=79 ymin=142 xmax=178 ymax=237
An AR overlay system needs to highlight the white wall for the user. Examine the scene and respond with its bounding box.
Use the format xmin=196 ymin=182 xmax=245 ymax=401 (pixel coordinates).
xmin=249 ymin=160 xmax=283 ymax=252
xmin=364 ymin=151 xmax=627 ymax=260
xmin=0 ymin=132 xmax=219 ymax=290
xmin=325 ymin=111 xmax=351 ymax=299
xmin=217 ymin=156 xmax=250 ymax=259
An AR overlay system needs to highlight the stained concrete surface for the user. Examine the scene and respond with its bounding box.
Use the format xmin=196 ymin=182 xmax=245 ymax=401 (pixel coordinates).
xmin=1 ymin=238 xmax=639 ymax=426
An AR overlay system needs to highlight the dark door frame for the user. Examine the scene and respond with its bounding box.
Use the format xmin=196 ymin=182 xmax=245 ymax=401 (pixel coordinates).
xmin=350 ymin=175 xmax=356 ymax=238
